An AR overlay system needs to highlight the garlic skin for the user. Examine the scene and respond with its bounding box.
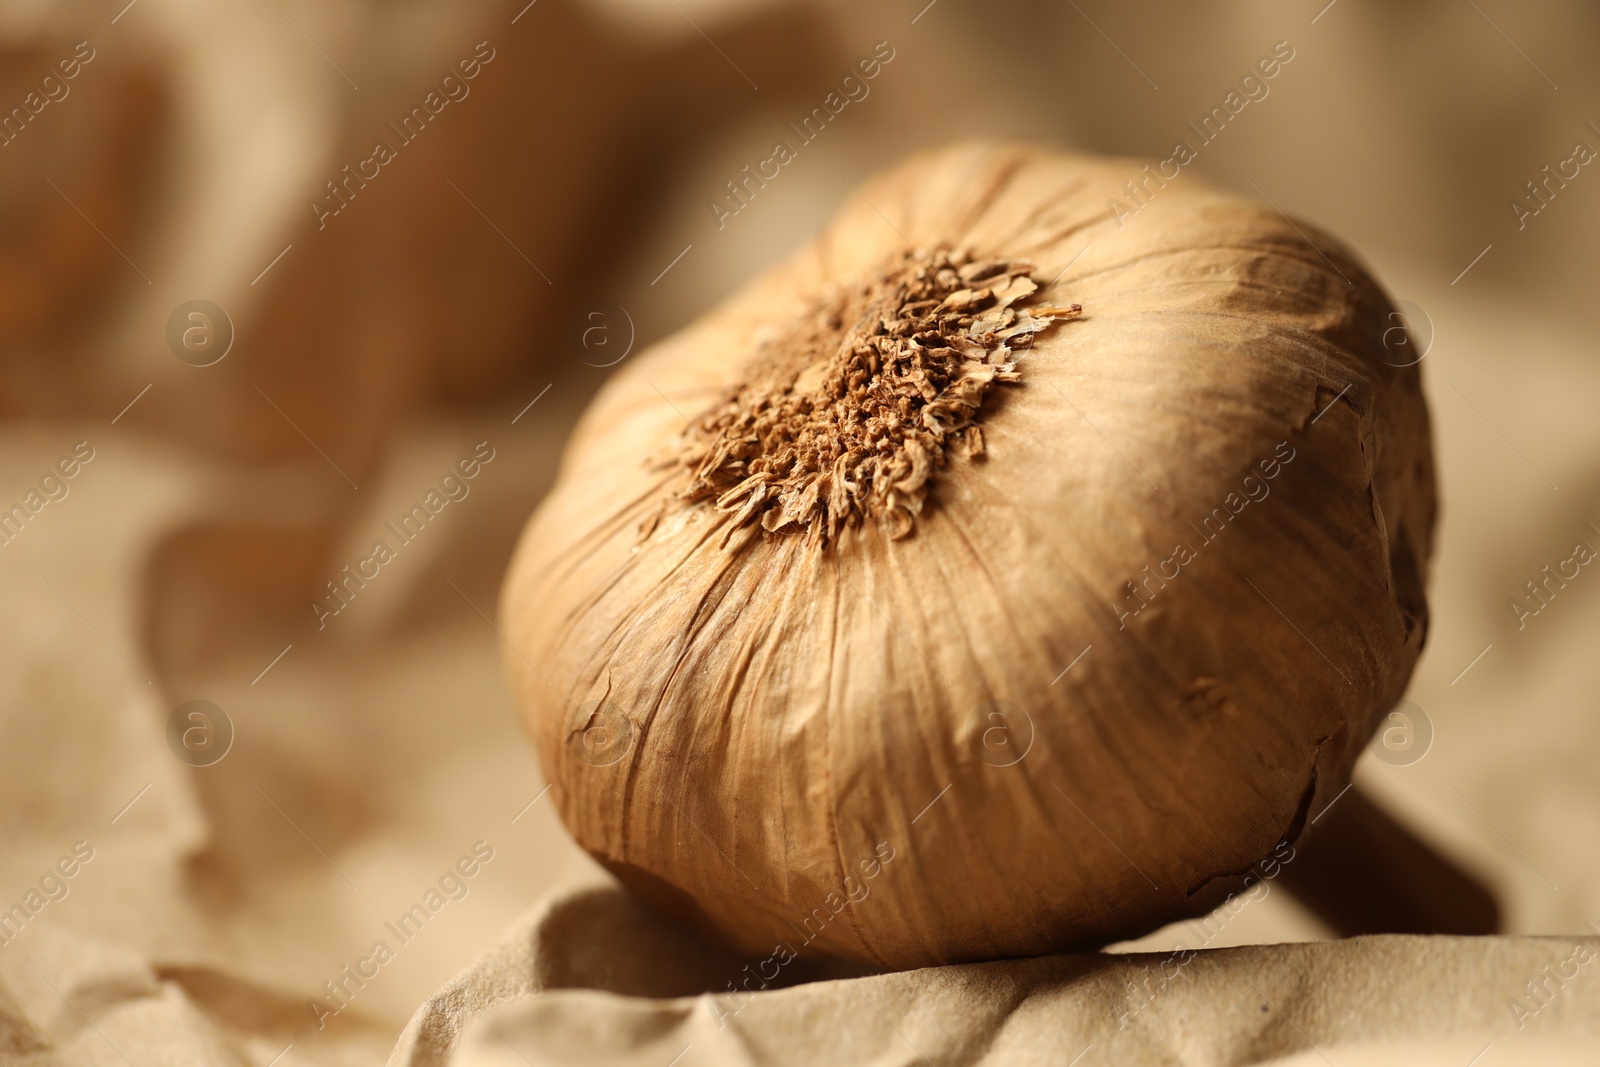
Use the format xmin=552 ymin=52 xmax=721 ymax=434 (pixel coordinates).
xmin=502 ymin=143 xmax=1434 ymax=969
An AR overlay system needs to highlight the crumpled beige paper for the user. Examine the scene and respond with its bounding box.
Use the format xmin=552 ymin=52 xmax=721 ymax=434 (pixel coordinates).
xmin=5 ymin=871 xmax=1598 ymax=1065
xmin=389 ymin=880 xmax=1600 ymax=1067
xmin=4 ymin=1 xmax=1600 ymax=1063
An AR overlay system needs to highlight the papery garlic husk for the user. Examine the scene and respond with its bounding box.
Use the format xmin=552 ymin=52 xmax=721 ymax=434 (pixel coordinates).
xmin=501 ymin=142 xmax=1434 ymax=970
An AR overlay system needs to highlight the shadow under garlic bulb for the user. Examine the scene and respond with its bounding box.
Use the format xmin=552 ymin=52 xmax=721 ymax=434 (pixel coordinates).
xmin=501 ymin=142 xmax=1435 ymax=970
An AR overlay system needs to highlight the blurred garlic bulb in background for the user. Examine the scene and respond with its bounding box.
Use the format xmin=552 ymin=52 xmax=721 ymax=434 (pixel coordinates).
xmin=502 ymin=142 xmax=1435 ymax=969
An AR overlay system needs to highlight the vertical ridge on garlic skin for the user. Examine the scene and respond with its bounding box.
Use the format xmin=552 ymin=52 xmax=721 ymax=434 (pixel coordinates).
xmin=501 ymin=142 xmax=1434 ymax=970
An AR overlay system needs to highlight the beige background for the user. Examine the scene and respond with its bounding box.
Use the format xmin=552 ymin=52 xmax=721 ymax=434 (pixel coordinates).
xmin=0 ymin=0 xmax=1596 ymax=1062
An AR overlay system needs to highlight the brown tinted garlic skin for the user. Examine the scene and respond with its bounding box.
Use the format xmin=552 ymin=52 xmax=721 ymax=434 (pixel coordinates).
xmin=502 ymin=143 xmax=1434 ymax=970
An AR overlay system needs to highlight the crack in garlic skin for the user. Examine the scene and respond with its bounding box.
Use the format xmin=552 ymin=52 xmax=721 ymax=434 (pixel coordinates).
xmin=661 ymin=248 xmax=1079 ymax=547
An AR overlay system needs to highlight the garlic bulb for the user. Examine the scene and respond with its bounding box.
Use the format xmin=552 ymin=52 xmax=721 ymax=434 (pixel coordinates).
xmin=502 ymin=143 xmax=1434 ymax=969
